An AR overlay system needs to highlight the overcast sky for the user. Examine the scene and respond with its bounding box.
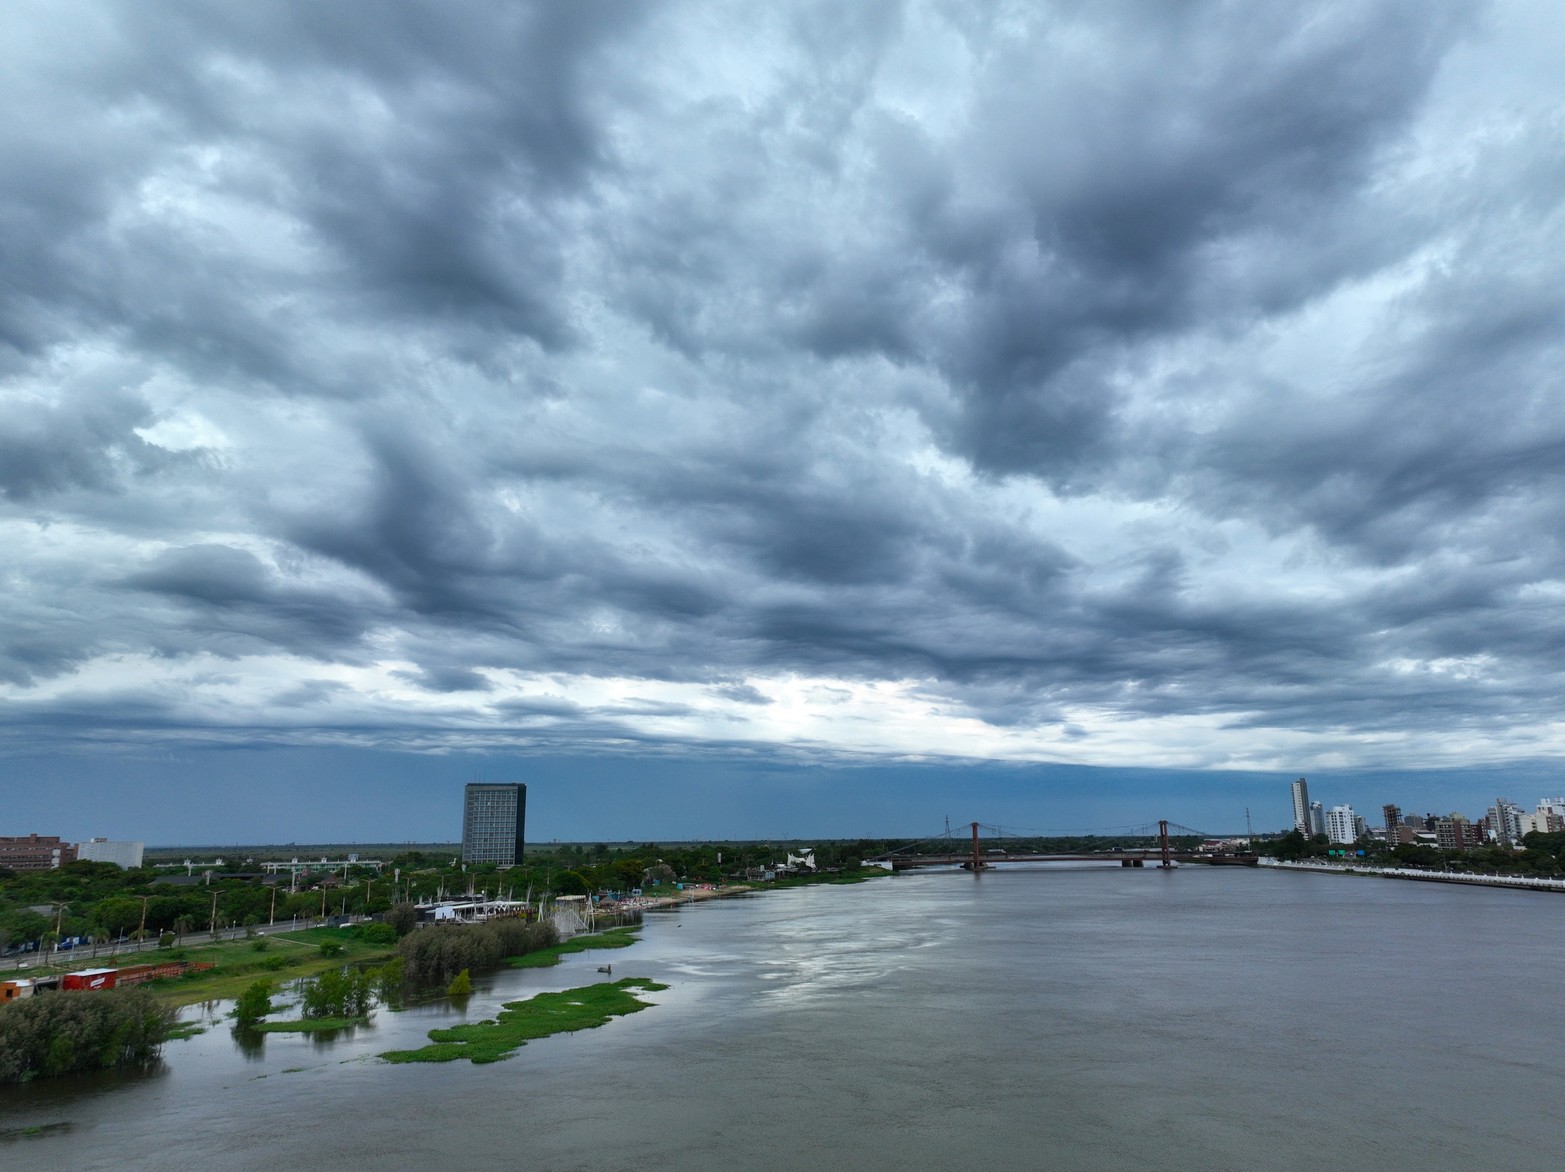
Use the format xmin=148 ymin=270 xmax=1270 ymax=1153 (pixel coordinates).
xmin=5 ymin=1 xmax=1565 ymax=845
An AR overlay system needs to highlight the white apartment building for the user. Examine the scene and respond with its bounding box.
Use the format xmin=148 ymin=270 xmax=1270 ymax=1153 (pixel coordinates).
xmin=1326 ymin=804 xmax=1358 ymax=844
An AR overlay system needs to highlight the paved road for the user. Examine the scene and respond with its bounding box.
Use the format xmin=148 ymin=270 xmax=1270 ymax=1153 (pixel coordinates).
xmin=1 ymin=918 xmax=355 ymax=975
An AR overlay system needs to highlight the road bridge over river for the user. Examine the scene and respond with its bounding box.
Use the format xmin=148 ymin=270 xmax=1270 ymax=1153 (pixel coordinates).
xmin=866 ymin=821 xmax=1259 ymax=872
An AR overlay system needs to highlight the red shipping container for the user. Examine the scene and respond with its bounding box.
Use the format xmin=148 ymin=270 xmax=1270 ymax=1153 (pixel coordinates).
xmin=62 ymin=968 xmax=119 ymax=991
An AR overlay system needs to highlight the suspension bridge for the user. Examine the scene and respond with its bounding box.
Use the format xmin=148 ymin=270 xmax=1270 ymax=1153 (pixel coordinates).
xmin=865 ymin=821 xmax=1258 ymax=872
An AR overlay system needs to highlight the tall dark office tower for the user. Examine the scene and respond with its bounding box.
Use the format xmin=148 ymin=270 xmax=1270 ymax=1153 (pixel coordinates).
xmin=1290 ymin=778 xmax=1310 ymax=835
xmin=462 ymin=783 xmax=527 ymax=866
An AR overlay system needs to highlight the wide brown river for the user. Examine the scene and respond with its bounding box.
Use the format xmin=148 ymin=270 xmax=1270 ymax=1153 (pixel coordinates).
xmin=4 ymin=865 xmax=1563 ymax=1170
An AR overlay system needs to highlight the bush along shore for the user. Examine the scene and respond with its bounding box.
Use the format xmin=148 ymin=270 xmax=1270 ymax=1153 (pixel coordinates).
xmin=395 ymin=916 xmax=559 ymax=985
xmin=0 ymin=986 xmax=175 ymax=1084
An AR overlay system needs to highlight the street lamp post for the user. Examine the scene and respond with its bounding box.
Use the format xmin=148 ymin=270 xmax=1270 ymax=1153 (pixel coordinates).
xmin=52 ymin=903 xmax=68 ymax=971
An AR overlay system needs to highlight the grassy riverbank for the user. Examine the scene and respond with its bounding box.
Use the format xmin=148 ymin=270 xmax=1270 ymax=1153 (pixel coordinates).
xmin=381 ymin=977 xmax=668 ymax=1064
xmin=68 ymin=928 xmax=400 ymax=1009
xmin=507 ymin=924 xmax=641 ymax=968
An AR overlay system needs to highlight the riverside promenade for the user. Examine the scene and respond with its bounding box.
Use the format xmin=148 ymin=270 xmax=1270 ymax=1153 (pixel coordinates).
xmin=1259 ymin=857 xmax=1565 ymax=893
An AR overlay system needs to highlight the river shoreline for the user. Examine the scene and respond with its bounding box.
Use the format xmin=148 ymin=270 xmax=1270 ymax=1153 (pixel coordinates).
xmin=1259 ymin=856 xmax=1565 ymax=893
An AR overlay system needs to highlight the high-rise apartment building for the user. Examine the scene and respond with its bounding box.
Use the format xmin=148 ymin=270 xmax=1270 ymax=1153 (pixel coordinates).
xmin=1290 ymin=778 xmax=1311 ymax=835
xmin=1309 ymin=801 xmax=1326 ymax=838
xmin=1488 ymin=799 xmax=1524 ymax=845
xmin=1435 ymin=814 xmax=1482 ymax=851
xmin=1522 ymin=799 xmax=1565 ymax=836
xmin=1326 ymin=804 xmax=1357 ymax=844
xmin=461 ymin=783 xmax=527 ymax=866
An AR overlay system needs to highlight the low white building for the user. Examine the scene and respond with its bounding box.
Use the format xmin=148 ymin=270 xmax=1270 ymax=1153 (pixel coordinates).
xmin=76 ymin=838 xmax=145 ymax=869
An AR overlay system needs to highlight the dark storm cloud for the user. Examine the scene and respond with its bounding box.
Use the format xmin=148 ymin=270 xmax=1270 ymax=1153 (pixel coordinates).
xmin=392 ymin=666 xmax=493 ymax=695
xmin=116 ymin=543 xmax=383 ymax=658
xmin=5 ymin=0 xmax=1565 ymax=775
xmin=0 ymin=384 xmax=178 ymax=501
xmin=708 ymin=682 xmax=774 ymax=706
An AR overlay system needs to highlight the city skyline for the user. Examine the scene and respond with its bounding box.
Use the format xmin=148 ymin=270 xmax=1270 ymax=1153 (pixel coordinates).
xmin=6 ymin=748 xmax=1559 ymax=848
xmin=6 ymin=3 xmax=1565 ymax=839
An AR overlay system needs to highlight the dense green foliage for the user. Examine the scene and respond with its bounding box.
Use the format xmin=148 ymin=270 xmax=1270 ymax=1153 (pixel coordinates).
xmin=396 ymin=918 xmax=558 ymax=986
xmin=0 ymin=840 xmax=875 ymax=959
xmin=0 ymin=857 xmax=396 ymax=956
xmin=381 ymin=977 xmax=668 ymax=1065
xmin=301 ymin=966 xmax=376 ymax=1019
xmin=384 ymin=903 xmax=418 ymax=937
xmin=0 ymin=988 xmax=175 ymax=1083
xmin=233 ymin=979 xmax=274 ymax=1028
xmin=446 ymin=969 xmax=472 ymax=996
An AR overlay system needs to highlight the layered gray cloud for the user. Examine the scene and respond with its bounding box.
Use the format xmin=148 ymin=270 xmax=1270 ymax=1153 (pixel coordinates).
xmin=4 ymin=0 xmax=1565 ymax=776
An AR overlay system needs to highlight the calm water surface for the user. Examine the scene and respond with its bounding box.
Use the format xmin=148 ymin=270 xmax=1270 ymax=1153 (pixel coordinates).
xmin=4 ymin=866 xmax=1563 ymax=1171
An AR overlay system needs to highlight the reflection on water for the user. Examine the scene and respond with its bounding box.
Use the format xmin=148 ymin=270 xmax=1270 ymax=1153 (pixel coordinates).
xmin=5 ymin=869 xmax=1565 ymax=1172
xmin=230 ymin=1026 xmax=265 ymax=1061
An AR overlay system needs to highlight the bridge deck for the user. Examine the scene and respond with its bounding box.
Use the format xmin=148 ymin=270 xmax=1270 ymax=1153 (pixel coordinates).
xmin=884 ymin=852 xmax=1257 ymax=869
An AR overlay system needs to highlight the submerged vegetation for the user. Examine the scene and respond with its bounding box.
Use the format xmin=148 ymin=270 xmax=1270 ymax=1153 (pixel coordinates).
xmin=381 ymin=977 xmax=668 ymax=1065
xmin=255 ymin=1017 xmax=365 ymax=1034
xmin=0 ymin=987 xmax=174 ymax=1083
xmin=508 ymin=924 xmax=641 ymax=968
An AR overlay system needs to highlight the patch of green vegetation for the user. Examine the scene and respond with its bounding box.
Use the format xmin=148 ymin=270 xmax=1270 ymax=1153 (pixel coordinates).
xmin=139 ymin=930 xmax=396 ymax=1008
xmin=255 ymin=1017 xmax=366 ymax=1033
xmin=0 ymin=1122 xmax=72 ymax=1142
xmin=165 ymin=1023 xmax=206 ymax=1041
xmin=507 ymin=924 xmax=641 ymax=968
xmin=381 ymin=977 xmax=668 ymax=1065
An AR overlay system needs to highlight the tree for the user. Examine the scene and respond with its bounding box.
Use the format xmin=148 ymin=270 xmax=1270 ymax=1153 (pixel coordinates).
xmin=447 ymin=969 xmax=472 ymax=997
xmin=643 ymin=863 xmax=677 ymax=887
xmin=233 ymin=980 xmax=274 ymax=1028
xmin=94 ymin=897 xmax=144 ymax=941
xmin=612 ymin=858 xmax=646 ymax=888
xmin=384 ymin=903 xmax=418 ymax=937
xmin=300 ymin=967 xmax=375 ymax=1019
xmin=1270 ymin=829 xmax=1309 ymax=861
